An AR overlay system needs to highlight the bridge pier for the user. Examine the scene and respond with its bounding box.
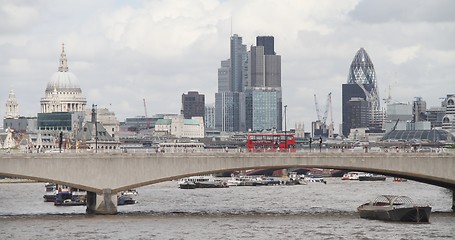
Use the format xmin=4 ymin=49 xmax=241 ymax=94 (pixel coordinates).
xmin=452 ymin=189 xmax=455 ymax=212
xmin=86 ymin=189 xmax=117 ymax=215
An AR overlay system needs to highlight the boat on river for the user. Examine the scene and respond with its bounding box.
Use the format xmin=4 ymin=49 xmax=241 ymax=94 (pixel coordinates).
xmin=341 ymin=172 xmax=367 ymax=180
xmin=358 ymin=173 xmax=386 ymax=181
xmin=357 ymin=195 xmax=431 ymax=222
xmin=54 ymin=189 xmax=86 ymax=206
xmin=305 ymin=174 xmax=326 ymax=184
xmin=179 ymin=180 xmax=196 ymax=189
xmin=178 ymin=175 xmax=228 ymax=188
xmin=43 ymin=183 xmax=57 ymax=202
xmin=117 ymin=189 xmax=138 ymax=205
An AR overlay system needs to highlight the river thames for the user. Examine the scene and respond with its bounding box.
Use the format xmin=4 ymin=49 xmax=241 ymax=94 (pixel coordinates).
xmin=0 ymin=178 xmax=454 ymax=239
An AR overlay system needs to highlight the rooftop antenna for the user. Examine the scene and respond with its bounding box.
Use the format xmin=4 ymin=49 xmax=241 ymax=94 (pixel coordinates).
xmin=230 ymin=16 xmax=233 ymax=37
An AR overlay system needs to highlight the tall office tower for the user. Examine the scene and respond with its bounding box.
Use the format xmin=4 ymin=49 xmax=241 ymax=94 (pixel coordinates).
xmin=182 ymin=91 xmax=205 ymax=119
xmin=217 ymin=59 xmax=231 ymax=92
xmin=245 ymin=37 xmax=282 ymax=131
xmin=245 ymin=87 xmax=281 ymax=131
xmin=204 ymin=104 xmax=215 ymax=130
xmin=215 ymin=34 xmax=247 ymax=132
xmin=256 ymin=36 xmax=275 ymax=55
xmin=413 ymin=97 xmax=427 ymax=122
xmin=348 ymin=97 xmax=369 ymax=130
xmin=230 ymin=34 xmax=247 ymax=93
xmin=342 ymin=48 xmax=382 ymax=137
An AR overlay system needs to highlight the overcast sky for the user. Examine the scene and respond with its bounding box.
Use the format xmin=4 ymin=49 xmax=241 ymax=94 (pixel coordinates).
xmin=1 ymin=0 xmax=454 ymax=132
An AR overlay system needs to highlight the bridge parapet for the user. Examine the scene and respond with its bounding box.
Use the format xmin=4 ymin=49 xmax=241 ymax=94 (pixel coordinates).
xmin=1 ymin=152 xmax=454 ymax=213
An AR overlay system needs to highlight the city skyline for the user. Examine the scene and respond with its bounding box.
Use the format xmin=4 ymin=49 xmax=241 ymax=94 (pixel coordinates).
xmin=1 ymin=1 xmax=454 ymax=132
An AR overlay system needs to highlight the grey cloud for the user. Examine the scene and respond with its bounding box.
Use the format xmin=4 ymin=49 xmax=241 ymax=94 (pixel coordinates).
xmin=349 ymin=0 xmax=455 ymax=23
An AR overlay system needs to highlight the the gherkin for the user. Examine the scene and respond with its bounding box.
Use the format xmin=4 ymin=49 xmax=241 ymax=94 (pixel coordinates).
xmin=342 ymin=48 xmax=383 ymax=137
xmin=347 ymin=48 xmax=380 ymax=111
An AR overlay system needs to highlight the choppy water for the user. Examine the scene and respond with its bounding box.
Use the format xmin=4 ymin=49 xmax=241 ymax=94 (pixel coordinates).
xmin=1 ymin=178 xmax=454 ymax=239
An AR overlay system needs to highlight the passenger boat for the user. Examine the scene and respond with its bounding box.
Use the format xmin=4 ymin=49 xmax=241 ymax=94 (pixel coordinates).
xmin=43 ymin=183 xmax=57 ymax=202
xmin=178 ymin=175 xmax=228 ymax=188
xmin=305 ymin=174 xmax=327 ymax=184
xmin=357 ymin=195 xmax=431 ymax=222
xmin=54 ymin=190 xmax=86 ymax=206
xmin=179 ymin=180 xmax=196 ymax=189
xmin=288 ymin=172 xmax=307 ymax=185
xmin=117 ymin=189 xmax=138 ymax=205
xmin=227 ymin=177 xmax=242 ymax=186
xmin=358 ymin=173 xmax=386 ymax=181
xmin=341 ymin=171 xmax=367 ymax=180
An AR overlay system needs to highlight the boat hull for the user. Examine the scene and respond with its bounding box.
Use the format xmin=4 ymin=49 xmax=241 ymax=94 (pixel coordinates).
xmin=358 ymin=206 xmax=431 ymax=222
xmin=179 ymin=183 xmax=196 ymax=189
xmin=358 ymin=176 xmax=386 ymax=181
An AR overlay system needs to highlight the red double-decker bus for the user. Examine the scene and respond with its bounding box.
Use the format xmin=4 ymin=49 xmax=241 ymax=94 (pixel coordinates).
xmin=246 ymin=133 xmax=296 ymax=152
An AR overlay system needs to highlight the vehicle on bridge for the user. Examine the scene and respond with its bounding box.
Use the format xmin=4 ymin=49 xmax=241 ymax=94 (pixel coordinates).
xmin=247 ymin=133 xmax=296 ymax=152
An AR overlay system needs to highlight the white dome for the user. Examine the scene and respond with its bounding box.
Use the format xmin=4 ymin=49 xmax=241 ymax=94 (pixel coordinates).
xmin=46 ymin=71 xmax=81 ymax=93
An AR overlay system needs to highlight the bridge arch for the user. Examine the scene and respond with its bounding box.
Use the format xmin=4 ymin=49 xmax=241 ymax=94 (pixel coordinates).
xmin=1 ymin=152 xmax=454 ymax=214
xmin=111 ymin=164 xmax=455 ymax=193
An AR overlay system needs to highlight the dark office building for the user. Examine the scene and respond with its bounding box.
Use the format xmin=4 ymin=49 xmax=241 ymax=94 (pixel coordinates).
xmin=342 ymin=83 xmax=375 ymax=137
xmin=256 ymin=36 xmax=275 ymax=55
xmin=37 ymin=112 xmax=73 ymax=131
xmin=182 ymin=91 xmax=205 ymax=119
xmin=347 ymin=97 xmax=369 ymax=130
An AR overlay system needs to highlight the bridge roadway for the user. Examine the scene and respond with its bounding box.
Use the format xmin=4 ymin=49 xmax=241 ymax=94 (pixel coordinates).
xmin=1 ymin=151 xmax=454 ymax=214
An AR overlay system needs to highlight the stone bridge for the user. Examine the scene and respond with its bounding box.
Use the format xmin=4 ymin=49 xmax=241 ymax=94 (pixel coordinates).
xmin=1 ymin=152 xmax=454 ymax=214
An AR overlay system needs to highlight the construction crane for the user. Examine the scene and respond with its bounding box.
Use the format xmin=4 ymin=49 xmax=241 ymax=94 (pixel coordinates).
xmin=314 ymin=94 xmax=322 ymax=121
xmin=143 ymin=98 xmax=150 ymax=129
xmin=313 ymin=92 xmax=334 ymax=139
xmin=143 ymin=98 xmax=148 ymax=117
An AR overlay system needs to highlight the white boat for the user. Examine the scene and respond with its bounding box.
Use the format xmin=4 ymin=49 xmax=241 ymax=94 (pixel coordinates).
xmin=289 ymin=172 xmax=307 ymax=185
xmin=342 ymin=172 xmax=368 ymax=180
xmin=43 ymin=183 xmax=57 ymax=202
xmin=177 ymin=175 xmax=228 ymax=188
xmin=305 ymin=174 xmax=326 ymax=184
xmin=227 ymin=177 xmax=242 ymax=186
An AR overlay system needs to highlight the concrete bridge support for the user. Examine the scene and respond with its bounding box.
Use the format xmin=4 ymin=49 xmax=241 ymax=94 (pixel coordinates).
xmin=452 ymin=189 xmax=455 ymax=212
xmin=86 ymin=189 xmax=117 ymax=215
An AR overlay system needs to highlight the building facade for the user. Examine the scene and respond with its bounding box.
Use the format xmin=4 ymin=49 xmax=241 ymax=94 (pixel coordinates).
xmin=40 ymin=44 xmax=87 ymax=114
xmin=442 ymin=94 xmax=455 ymax=133
xmin=182 ymin=91 xmax=205 ymax=119
xmin=155 ymin=115 xmax=204 ymax=139
xmin=342 ymin=48 xmax=382 ymax=137
xmin=215 ymin=34 xmax=247 ymax=132
xmin=244 ymin=36 xmax=282 ymax=132
xmin=204 ymin=104 xmax=215 ymax=130
xmin=245 ymin=87 xmax=281 ymax=131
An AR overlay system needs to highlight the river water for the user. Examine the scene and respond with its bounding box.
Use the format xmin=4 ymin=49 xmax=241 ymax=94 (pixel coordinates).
xmin=0 ymin=178 xmax=454 ymax=239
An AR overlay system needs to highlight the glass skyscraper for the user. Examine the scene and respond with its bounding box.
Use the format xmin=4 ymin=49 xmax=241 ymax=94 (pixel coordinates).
xmin=215 ymin=34 xmax=282 ymax=132
xmin=342 ymin=48 xmax=382 ymax=137
xmin=215 ymin=34 xmax=247 ymax=132
xmin=245 ymin=87 xmax=281 ymax=131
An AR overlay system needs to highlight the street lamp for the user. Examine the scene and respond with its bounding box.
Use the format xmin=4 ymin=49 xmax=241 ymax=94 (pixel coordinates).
xmin=92 ymin=104 xmax=98 ymax=153
xmin=284 ymin=105 xmax=287 ymax=151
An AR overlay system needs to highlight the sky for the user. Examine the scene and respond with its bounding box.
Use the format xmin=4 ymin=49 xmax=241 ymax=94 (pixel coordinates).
xmin=1 ymin=0 xmax=454 ymax=133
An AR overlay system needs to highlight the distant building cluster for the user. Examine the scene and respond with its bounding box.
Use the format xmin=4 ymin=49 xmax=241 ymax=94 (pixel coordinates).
xmin=2 ymin=44 xmax=120 ymax=152
xmin=1 ymin=41 xmax=454 ymax=151
xmin=214 ymin=35 xmax=282 ymax=133
xmin=340 ymin=48 xmax=454 ymax=143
